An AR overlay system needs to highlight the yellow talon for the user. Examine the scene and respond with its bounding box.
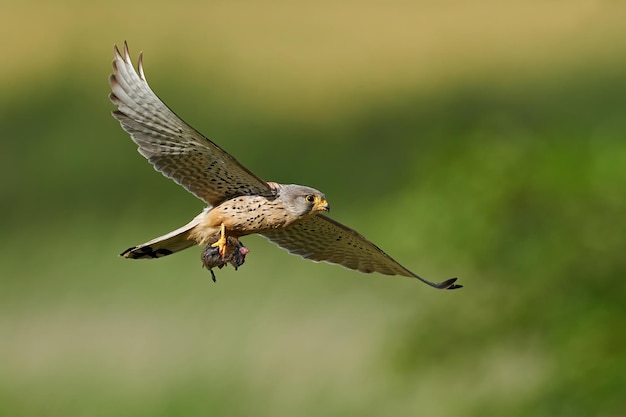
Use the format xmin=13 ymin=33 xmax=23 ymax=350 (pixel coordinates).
xmin=211 ymin=223 xmax=227 ymax=257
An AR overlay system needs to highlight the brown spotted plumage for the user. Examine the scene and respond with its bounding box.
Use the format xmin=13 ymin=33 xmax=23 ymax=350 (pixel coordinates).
xmin=110 ymin=42 xmax=461 ymax=290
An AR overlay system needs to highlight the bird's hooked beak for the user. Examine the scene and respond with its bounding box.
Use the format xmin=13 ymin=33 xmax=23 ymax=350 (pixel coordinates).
xmin=316 ymin=198 xmax=330 ymax=212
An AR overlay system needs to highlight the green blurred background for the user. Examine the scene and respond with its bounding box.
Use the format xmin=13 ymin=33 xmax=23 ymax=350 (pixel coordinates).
xmin=1 ymin=1 xmax=625 ymax=416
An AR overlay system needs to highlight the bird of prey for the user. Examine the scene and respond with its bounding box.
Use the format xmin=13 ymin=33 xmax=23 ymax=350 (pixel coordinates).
xmin=109 ymin=42 xmax=461 ymax=290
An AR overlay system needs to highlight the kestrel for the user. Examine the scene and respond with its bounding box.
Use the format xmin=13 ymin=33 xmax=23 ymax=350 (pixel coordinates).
xmin=109 ymin=42 xmax=461 ymax=290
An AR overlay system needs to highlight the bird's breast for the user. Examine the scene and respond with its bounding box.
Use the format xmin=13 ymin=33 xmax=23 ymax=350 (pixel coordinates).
xmin=202 ymin=195 xmax=295 ymax=236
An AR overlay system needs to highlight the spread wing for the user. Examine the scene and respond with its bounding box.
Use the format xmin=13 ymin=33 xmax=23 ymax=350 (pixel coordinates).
xmin=261 ymin=215 xmax=460 ymax=290
xmin=109 ymin=42 xmax=274 ymax=206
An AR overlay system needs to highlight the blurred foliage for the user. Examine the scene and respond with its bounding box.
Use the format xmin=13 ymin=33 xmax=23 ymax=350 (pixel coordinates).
xmin=2 ymin=1 xmax=626 ymax=417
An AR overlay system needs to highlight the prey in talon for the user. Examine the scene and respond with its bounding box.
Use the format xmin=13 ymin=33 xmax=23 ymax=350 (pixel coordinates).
xmin=110 ymin=42 xmax=461 ymax=290
xmin=201 ymin=235 xmax=250 ymax=282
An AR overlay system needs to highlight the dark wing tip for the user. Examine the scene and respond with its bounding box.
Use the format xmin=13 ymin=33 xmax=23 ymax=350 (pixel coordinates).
xmin=108 ymin=73 xmax=118 ymax=89
xmin=138 ymin=51 xmax=146 ymax=80
xmin=113 ymin=43 xmax=122 ymax=60
xmin=434 ymin=277 xmax=462 ymax=290
xmin=123 ymin=41 xmax=131 ymax=61
xmin=406 ymin=268 xmax=462 ymax=290
xmin=108 ymin=92 xmax=119 ymax=105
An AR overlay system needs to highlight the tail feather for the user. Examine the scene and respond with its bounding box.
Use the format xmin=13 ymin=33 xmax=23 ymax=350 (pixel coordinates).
xmin=121 ymin=215 xmax=202 ymax=259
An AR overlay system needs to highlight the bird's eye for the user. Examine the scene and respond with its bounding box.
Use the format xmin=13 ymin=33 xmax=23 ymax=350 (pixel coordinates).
xmin=305 ymin=195 xmax=316 ymax=203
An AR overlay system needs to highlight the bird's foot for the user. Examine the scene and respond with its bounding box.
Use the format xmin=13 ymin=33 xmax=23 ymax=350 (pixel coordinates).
xmin=210 ymin=224 xmax=227 ymax=257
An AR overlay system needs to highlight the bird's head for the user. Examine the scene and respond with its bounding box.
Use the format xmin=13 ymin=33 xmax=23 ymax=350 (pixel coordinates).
xmin=277 ymin=184 xmax=330 ymax=217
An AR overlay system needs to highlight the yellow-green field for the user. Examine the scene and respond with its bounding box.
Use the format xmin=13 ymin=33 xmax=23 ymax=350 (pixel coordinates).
xmin=1 ymin=1 xmax=625 ymax=416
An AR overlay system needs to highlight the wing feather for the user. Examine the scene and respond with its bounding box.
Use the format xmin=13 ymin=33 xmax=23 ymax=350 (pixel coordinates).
xmin=261 ymin=215 xmax=460 ymax=289
xmin=109 ymin=42 xmax=273 ymax=205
